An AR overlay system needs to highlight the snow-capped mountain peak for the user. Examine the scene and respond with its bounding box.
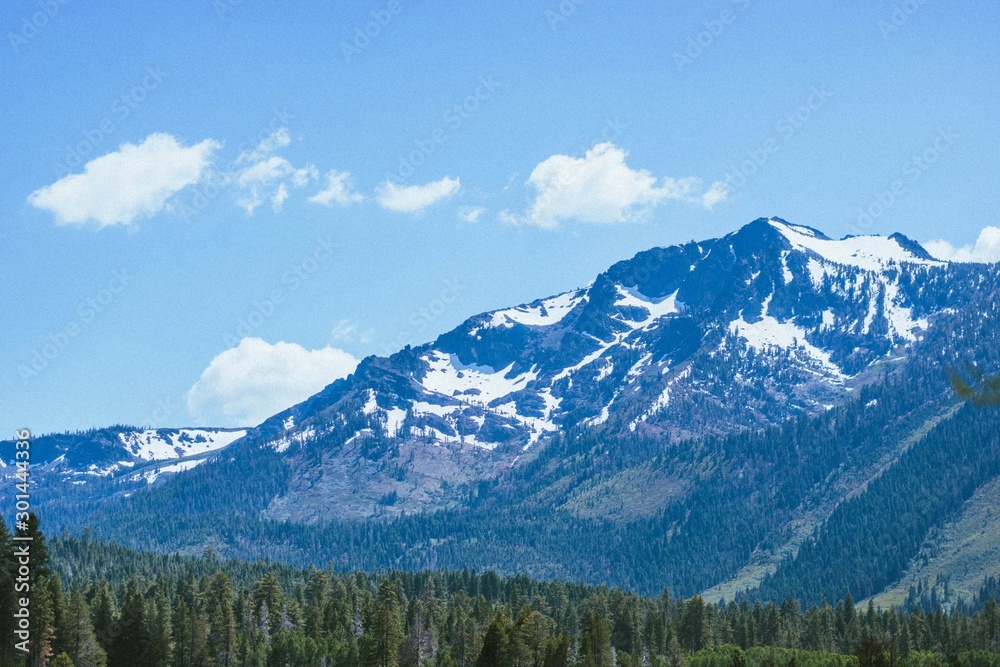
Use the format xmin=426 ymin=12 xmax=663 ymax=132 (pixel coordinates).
xmin=253 ymin=218 xmax=960 ymax=494
xmin=767 ymin=217 xmax=943 ymax=270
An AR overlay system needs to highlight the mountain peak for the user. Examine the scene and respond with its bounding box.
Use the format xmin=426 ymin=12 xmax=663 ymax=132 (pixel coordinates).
xmin=743 ymin=216 xmax=944 ymax=270
xmin=244 ymin=217 xmax=956 ymax=481
xmin=764 ymin=217 xmax=831 ymax=240
xmin=888 ymin=232 xmax=937 ymax=261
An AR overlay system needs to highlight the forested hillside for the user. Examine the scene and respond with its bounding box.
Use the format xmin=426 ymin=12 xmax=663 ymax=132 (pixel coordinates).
xmin=7 ymin=522 xmax=1000 ymax=667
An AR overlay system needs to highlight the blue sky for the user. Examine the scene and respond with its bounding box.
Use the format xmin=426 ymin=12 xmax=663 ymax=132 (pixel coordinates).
xmin=2 ymin=0 xmax=999 ymax=433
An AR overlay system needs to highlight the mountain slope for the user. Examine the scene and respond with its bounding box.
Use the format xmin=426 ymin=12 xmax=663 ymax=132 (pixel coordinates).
xmin=22 ymin=217 xmax=1000 ymax=603
xmin=231 ymin=217 xmax=950 ymax=523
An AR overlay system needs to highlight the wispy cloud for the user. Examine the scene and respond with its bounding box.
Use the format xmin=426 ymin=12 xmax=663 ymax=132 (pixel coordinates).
xmin=309 ymin=169 xmax=364 ymax=206
xmin=376 ymin=176 xmax=460 ymax=214
xmin=505 ymin=142 xmax=726 ymax=228
xmin=700 ymin=179 xmax=729 ymax=210
xmin=186 ymin=337 xmax=359 ymax=426
xmin=232 ymin=129 xmax=318 ymax=215
xmin=29 ymin=133 xmax=218 ymax=228
xmin=925 ymin=227 xmax=1000 ymax=263
xmin=237 ymin=127 xmax=292 ymax=164
xmin=331 ymin=317 xmax=374 ymax=345
xmin=458 ymin=205 xmax=486 ymax=223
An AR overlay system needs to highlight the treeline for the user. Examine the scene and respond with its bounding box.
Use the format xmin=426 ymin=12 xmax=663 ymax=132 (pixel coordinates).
xmin=2 ymin=523 xmax=1000 ymax=667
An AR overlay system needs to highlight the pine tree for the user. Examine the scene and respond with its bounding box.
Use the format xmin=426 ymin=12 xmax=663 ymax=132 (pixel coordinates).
xmin=62 ymin=590 xmax=107 ymax=667
xmin=89 ymin=581 xmax=118 ymax=655
xmin=172 ymin=599 xmax=199 ymax=667
xmin=400 ymin=598 xmax=425 ymax=667
xmin=253 ymin=572 xmax=285 ymax=639
xmin=364 ymin=580 xmax=403 ymax=667
xmin=206 ymin=573 xmax=238 ymax=667
xmin=49 ymin=575 xmax=67 ymax=658
xmin=475 ymin=608 xmax=511 ymax=667
xmin=679 ymin=597 xmax=708 ymax=652
xmin=580 ymin=614 xmax=612 ymax=667
xmin=516 ymin=608 xmax=551 ymax=667
xmin=542 ymin=634 xmax=569 ymax=667
xmin=19 ymin=514 xmax=51 ymax=579
xmin=146 ymin=588 xmax=173 ymax=667
xmin=665 ymin=635 xmax=682 ymax=667
xmin=305 ymin=570 xmax=331 ymax=643
xmin=110 ymin=578 xmax=149 ymax=667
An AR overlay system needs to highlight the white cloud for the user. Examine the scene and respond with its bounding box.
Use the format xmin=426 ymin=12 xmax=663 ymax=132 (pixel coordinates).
xmin=331 ymin=318 xmax=373 ymax=345
xmin=186 ymin=337 xmax=359 ymax=427
xmin=29 ymin=133 xmax=218 ymax=228
xmin=309 ymin=170 xmax=363 ymax=206
xmin=512 ymin=142 xmax=726 ymax=228
xmin=237 ymin=127 xmax=291 ymax=165
xmin=376 ymin=176 xmax=460 ymax=214
xmin=458 ymin=206 xmax=486 ymax=223
xmin=272 ymin=183 xmax=290 ymax=212
xmin=925 ymin=227 xmax=1000 ymax=263
xmin=701 ymin=179 xmax=729 ymax=210
xmin=236 ymin=156 xmax=298 ymax=186
xmin=232 ymin=129 xmax=318 ymax=215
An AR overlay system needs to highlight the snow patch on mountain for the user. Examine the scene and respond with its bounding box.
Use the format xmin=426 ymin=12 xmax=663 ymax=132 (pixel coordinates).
xmin=730 ymin=314 xmax=844 ymax=377
xmin=270 ymin=427 xmax=316 ymax=453
xmin=412 ymin=401 xmax=460 ymax=417
xmin=613 ymin=286 xmax=679 ymax=327
xmin=118 ymin=428 xmax=247 ymax=461
xmin=420 ymin=352 xmax=538 ymax=405
xmin=136 ymin=459 xmax=206 ymax=485
xmin=770 ymin=218 xmax=943 ymax=270
xmin=629 ymin=366 xmax=689 ymax=431
xmin=385 ymin=408 xmax=407 ymax=437
xmin=729 ymin=296 xmax=844 ymax=378
xmin=482 ymin=290 xmax=586 ymax=330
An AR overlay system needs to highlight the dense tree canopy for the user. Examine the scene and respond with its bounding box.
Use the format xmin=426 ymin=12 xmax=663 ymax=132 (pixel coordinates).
xmin=1 ymin=519 xmax=999 ymax=667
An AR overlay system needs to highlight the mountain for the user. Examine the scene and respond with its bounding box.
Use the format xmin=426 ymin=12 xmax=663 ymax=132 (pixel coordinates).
xmin=0 ymin=426 xmax=246 ymax=485
xmin=235 ymin=217 xmax=950 ymax=522
xmin=18 ymin=217 xmax=1000 ymax=605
